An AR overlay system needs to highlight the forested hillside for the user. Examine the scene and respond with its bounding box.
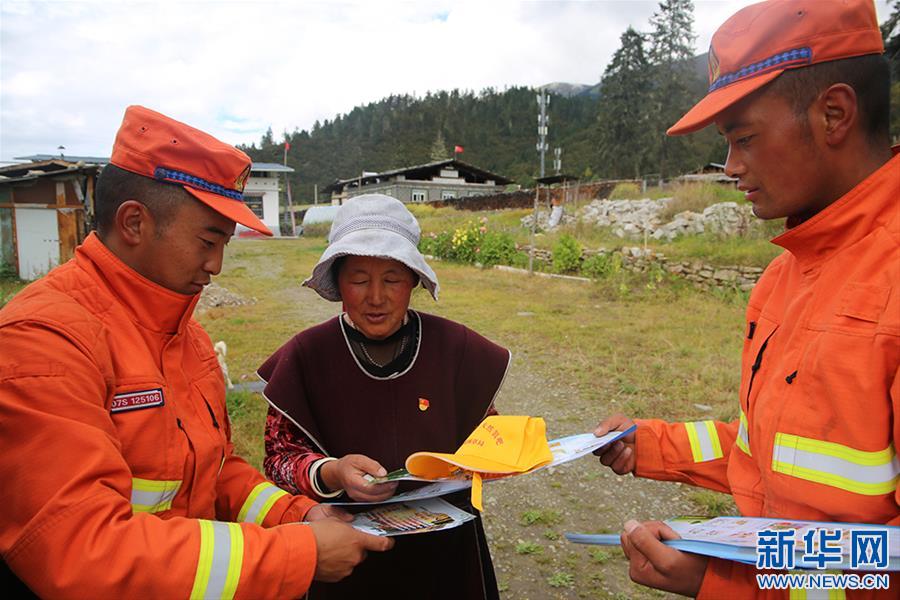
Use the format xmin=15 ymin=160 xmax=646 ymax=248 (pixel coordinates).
xmin=242 ymin=0 xmax=900 ymax=203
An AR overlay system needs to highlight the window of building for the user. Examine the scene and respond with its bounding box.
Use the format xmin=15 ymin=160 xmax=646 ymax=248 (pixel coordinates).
xmin=411 ymin=189 xmax=427 ymax=203
xmin=441 ymin=190 xmax=455 ymax=200
xmin=243 ymin=194 xmax=264 ymax=218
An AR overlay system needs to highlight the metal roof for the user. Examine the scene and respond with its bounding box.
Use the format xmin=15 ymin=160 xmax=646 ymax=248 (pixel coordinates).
xmin=0 ymin=160 xmax=100 ymax=184
xmin=535 ymin=174 xmax=579 ymax=185
xmin=324 ymin=159 xmax=513 ymax=193
xmin=14 ymin=154 xmax=110 ymax=164
xmin=14 ymin=155 xmax=294 ymax=173
xmin=250 ymin=162 xmax=294 ymax=173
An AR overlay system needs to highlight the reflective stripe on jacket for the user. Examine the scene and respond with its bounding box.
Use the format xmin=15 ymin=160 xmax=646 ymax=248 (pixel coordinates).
xmin=0 ymin=233 xmax=318 ymax=598
xmin=634 ymin=153 xmax=900 ymax=599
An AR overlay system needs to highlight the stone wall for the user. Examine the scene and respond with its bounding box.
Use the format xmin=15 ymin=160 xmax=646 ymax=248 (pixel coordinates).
xmin=519 ymin=244 xmax=763 ymax=292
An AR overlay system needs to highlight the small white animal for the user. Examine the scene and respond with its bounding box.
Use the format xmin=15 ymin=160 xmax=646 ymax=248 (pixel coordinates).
xmin=214 ymin=340 xmax=235 ymax=389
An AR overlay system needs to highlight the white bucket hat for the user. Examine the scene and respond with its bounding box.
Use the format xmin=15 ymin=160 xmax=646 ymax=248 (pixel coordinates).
xmin=303 ymin=194 xmax=440 ymax=301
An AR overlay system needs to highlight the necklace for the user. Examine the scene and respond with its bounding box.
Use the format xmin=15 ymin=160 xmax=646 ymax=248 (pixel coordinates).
xmin=359 ymin=333 xmax=407 ymax=368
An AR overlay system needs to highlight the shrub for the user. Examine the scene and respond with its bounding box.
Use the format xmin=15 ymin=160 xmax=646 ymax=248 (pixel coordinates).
xmin=551 ymin=234 xmax=582 ymax=273
xmin=580 ymin=252 xmax=621 ymax=279
xmin=478 ymin=231 xmax=517 ymax=267
xmin=609 ymin=182 xmax=642 ymax=199
xmin=658 ymin=182 xmax=745 ymax=222
xmin=301 ymin=222 xmax=331 ymax=238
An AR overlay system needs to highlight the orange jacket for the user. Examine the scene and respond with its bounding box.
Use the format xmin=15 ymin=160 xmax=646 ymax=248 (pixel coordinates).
xmin=634 ymin=153 xmax=900 ymax=599
xmin=0 ymin=233 xmax=319 ymax=599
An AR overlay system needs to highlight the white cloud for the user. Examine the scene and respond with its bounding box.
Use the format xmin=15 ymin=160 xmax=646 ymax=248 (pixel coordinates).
xmin=1 ymin=0 xmax=891 ymax=160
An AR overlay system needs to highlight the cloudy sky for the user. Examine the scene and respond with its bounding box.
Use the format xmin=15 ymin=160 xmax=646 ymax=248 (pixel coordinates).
xmin=1 ymin=0 xmax=891 ymax=162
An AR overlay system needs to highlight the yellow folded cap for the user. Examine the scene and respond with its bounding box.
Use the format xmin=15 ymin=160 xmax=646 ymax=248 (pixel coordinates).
xmin=406 ymin=416 xmax=553 ymax=511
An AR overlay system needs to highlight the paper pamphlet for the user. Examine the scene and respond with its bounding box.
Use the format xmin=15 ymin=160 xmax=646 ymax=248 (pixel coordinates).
xmin=367 ymin=426 xmax=636 ymax=485
xmin=350 ymin=498 xmax=475 ymax=537
xmin=328 ymin=479 xmax=471 ymax=507
xmin=566 ymin=516 xmax=900 ymax=571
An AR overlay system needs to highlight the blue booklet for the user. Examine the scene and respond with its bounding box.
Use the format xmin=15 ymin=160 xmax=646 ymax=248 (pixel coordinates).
xmin=566 ymin=516 xmax=900 ymax=571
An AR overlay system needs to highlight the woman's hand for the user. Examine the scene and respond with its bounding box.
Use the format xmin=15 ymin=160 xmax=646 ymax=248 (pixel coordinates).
xmin=320 ymin=454 xmax=399 ymax=502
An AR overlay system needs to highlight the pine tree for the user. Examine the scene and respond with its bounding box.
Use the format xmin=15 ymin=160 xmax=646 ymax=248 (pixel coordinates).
xmin=883 ymin=0 xmax=900 ymax=141
xmin=429 ymin=129 xmax=450 ymax=161
xmin=647 ymin=0 xmax=699 ymax=177
xmin=595 ymin=27 xmax=653 ymax=179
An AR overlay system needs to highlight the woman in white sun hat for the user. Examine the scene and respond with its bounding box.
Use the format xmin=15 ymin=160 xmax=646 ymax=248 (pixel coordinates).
xmin=258 ymin=194 xmax=511 ymax=599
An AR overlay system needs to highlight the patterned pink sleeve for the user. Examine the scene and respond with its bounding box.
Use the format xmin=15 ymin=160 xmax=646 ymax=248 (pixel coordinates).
xmin=264 ymin=406 xmax=326 ymax=499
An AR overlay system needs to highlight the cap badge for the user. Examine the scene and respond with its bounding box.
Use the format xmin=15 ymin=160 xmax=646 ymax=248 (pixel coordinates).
xmin=707 ymin=44 xmax=721 ymax=84
xmin=235 ymin=165 xmax=251 ymax=192
xmin=418 ymin=398 xmax=430 ymax=411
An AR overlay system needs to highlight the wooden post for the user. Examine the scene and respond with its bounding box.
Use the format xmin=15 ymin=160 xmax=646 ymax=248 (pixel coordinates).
xmin=528 ymin=184 xmax=539 ymax=274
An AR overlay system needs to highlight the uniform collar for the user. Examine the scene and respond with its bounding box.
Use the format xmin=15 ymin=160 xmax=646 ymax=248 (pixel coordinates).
xmin=76 ymin=232 xmax=200 ymax=334
xmin=771 ymin=151 xmax=899 ymax=270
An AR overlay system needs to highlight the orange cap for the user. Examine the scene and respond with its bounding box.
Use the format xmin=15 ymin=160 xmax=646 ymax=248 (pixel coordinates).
xmin=668 ymin=0 xmax=884 ymax=136
xmin=109 ymin=105 xmax=272 ymax=235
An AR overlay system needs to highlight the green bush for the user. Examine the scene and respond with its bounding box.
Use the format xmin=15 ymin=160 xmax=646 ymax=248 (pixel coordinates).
xmin=580 ymin=252 xmax=621 ymax=279
xmin=478 ymin=231 xmax=517 ymax=267
xmin=419 ymin=231 xmax=453 ymax=258
xmin=609 ymin=182 xmax=642 ymax=199
xmin=551 ymin=234 xmax=582 ymax=273
xmin=301 ymin=222 xmax=331 ymax=237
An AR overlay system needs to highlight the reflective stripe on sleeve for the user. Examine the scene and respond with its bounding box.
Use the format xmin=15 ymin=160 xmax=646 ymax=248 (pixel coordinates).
xmin=772 ymin=433 xmax=900 ymax=496
xmin=684 ymin=420 xmax=724 ymax=463
xmin=237 ymin=482 xmax=289 ymax=525
xmin=131 ymin=477 xmax=181 ymax=513
xmin=190 ymin=520 xmax=244 ymax=600
xmin=736 ymin=410 xmax=751 ymax=456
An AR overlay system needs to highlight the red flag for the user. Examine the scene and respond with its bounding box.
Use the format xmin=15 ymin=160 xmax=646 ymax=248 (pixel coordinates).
xmin=454 ymin=145 xmax=464 ymax=153
xmin=284 ymin=141 xmax=291 ymax=152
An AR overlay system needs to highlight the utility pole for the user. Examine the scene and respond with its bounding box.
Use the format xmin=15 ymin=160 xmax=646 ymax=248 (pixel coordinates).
xmin=529 ymin=91 xmax=549 ymax=274
xmin=283 ymin=143 xmax=296 ymax=236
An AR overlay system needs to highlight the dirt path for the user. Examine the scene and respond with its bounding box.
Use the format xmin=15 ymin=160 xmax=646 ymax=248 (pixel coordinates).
xmin=485 ymin=359 xmax=698 ymax=599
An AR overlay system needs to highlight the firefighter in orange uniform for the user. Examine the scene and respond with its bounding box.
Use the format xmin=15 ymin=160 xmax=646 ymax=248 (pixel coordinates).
xmin=0 ymin=105 xmax=392 ymax=598
xmin=594 ymin=0 xmax=898 ymax=597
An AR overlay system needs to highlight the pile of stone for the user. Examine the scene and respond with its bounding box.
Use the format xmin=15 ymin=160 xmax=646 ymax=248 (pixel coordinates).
xmin=523 ymin=197 xmax=757 ymax=241
xmin=197 ymin=282 xmax=255 ymax=311
xmin=520 ymin=209 xmax=577 ymax=230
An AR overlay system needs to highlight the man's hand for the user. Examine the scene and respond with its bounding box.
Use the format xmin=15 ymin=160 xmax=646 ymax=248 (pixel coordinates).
xmin=308 ymin=518 xmax=394 ymax=582
xmin=320 ymin=454 xmax=399 ymax=502
xmin=593 ymin=414 xmax=637 ymax=475
xmin=621 ymin=519 xmax=707 ymax=597
xmin=305 ymin=503 xmax=352 ymax=522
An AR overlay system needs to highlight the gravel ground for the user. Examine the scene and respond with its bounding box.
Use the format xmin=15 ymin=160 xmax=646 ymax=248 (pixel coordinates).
xmin=483 ymin=361 xmax=700 ymax=599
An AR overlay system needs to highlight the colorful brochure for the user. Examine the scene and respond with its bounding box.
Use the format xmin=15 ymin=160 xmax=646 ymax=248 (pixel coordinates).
xmin=566 ymin=516 xmax=900 ymax=571
xmin=350 ymin=498 xmax=475 ymax=537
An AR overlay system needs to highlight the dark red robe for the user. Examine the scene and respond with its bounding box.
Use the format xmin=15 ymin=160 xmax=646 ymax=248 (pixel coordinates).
xmin=258 ymin=311 xmax=511 ymax=600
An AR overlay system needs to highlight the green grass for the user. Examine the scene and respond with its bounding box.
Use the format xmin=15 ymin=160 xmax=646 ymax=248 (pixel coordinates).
xmin=547 ymin=571 xmax=576 ymax=589
xmin=520 ymin=509 xmax=563 ymax=527
xmin=514 ymin=540 xmax=543 ymax=555
xmin=188 ymin=237 xmax=749 ymax=474
xmin=0 ymin=278 xmax=27 ymax=309
xmin=688 ymin=490 xmax=738 ymax=517
xmin=404 ymin=183 xmax=782 ymax=268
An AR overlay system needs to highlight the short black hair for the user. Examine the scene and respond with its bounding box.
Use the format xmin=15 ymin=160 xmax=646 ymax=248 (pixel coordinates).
xmin=765 ymin=54 xmax=890 ymax=144
xmin=94 ymin=164 xmax=189 ymax=237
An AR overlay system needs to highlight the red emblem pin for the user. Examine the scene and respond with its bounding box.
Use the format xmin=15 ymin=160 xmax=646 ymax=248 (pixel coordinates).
xmin=418 ymin=398 xmax=430 ymax=411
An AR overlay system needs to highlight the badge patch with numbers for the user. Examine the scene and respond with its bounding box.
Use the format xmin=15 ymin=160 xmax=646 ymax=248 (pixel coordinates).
xmin=111 ymin=388 xmax=165 ymax=413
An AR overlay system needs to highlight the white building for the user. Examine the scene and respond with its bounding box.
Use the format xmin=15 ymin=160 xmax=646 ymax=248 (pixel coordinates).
xmin=241 ymin=162 xmax=294 ymax=235
xmin=15 ymin=155 xmax=295 ymax=237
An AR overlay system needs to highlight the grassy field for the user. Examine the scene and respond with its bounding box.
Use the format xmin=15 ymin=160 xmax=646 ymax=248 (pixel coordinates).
xmin=202 ymin=237 xmax=746 ymax=598
xmin=2 ymin=226 xmax=757 ymax=597
xmin=305 ymin=184 xmax=787 ymax=269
